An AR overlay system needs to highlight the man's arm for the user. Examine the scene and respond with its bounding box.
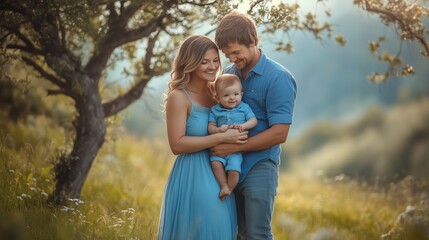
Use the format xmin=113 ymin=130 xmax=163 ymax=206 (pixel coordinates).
xmin=210 ymin=124 xmax=290 ymax=157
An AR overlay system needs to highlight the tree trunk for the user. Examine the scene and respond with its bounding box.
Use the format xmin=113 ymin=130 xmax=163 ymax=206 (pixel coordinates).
xmin=49 ymin=76 xmax=106 ymax=205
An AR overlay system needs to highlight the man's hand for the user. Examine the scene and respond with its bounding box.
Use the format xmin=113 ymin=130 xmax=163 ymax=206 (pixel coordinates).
xmin=210 ymin=143 xmax=240 ymax=158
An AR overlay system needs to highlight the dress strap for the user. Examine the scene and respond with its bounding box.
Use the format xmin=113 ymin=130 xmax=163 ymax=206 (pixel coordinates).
xmin=183 ymin=88 xmax=194 ymax=105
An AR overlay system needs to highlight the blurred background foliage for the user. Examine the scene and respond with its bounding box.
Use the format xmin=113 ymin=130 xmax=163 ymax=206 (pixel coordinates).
xmin=1 ymin=0 xmax=429 ymax=239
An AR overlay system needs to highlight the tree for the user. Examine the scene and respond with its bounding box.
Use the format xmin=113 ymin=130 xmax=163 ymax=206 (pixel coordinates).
xmin=354 ymin=0 xmax=429 ymax=82
xmin=0 ymin=0 xmax=427 ymax=205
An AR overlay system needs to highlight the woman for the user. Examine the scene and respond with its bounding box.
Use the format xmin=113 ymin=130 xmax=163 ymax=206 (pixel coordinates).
xmin=158 ymin=35 xmax=247 ymax=239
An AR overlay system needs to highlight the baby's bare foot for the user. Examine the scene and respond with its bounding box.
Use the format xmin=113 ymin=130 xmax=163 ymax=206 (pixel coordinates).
xmin=219 ymin=186 xmax=231 ymax=201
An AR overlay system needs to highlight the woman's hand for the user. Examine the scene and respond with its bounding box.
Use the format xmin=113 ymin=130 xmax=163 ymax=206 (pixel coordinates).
xmin=222 ymin=128 xmax=248 ymax=144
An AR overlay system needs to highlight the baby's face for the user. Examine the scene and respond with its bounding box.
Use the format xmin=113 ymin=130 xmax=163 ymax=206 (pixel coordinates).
xmin=216 ymin=82 xmax=243 ymax=109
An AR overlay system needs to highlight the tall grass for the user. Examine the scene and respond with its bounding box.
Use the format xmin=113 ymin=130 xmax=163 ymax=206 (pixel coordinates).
xmin=1 ymin=114 xmax=428 ymax=239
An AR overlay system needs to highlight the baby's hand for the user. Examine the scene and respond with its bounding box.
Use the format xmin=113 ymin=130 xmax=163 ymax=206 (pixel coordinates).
xmin=231 ymin=124 xmax=245 ymax=132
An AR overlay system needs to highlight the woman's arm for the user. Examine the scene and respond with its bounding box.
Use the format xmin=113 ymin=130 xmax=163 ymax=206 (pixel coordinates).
xmin=210 ymin=124 xmax=290 ymax=157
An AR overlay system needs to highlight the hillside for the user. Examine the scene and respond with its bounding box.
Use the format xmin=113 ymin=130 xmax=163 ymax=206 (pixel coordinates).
xmin=285 ymin=97 xmax=429 ymax=185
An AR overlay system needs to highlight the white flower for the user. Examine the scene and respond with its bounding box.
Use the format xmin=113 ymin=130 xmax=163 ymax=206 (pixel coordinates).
xmin=60 ymin=206 xmax=70 ymax=212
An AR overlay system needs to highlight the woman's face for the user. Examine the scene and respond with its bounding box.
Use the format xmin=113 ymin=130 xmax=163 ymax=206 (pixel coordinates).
xmin=191 ymin=48 xmax=220 ymax=82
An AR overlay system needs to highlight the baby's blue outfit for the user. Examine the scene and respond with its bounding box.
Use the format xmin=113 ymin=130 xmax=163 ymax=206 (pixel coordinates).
xmin=158 ymin=89 xmax=237 ymax=240
xmin=209 ymin=102 xmax=255 ymax=172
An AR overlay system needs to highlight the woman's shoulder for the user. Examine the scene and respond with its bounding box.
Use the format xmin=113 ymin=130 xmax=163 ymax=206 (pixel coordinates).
xmin=168 ymin=88 xmax=187 ymax=99
xmin=167 ymin=89 xmax=191 ymax=106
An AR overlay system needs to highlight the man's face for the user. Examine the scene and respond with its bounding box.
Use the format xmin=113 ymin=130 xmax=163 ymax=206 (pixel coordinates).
xmin=221 ymin=42 xmax=258 ymax=73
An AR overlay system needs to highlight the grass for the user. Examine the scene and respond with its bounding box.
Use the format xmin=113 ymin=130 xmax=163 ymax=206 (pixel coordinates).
xmin=1 ymin=115 xmax=428 ymax=240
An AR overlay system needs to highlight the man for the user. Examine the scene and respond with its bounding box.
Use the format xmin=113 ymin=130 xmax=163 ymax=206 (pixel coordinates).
xmin=213 ymin=10 xmax=297 ymax=239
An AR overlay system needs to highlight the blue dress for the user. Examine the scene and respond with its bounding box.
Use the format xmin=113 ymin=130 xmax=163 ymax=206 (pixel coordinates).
xmin=158 ymin=90 xmax=237 ymax=240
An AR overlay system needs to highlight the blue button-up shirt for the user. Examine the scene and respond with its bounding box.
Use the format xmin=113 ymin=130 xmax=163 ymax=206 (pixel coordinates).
xmin=209 ymin=102 xmax=255 ymax=126
xmin=224 ymin=50 xmax=297 ymax=181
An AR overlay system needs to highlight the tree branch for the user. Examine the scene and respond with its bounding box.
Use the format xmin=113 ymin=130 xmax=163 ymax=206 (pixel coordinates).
xmin=6 ymin=44 xmax=44 ymax=55
xmin=181 ymin=0 xmax=216 ymax=7
xmin=247 ymin=0 xmax=265 ymax=15
xmin=21 ymin=56 xmax=68 ymax=89
xmin=3 ymin=25 xmax=41 ymax=53
xmin=47 ymin=89 xmax=68 ymax=96
xmin=102 ymin=31 xmax=160 ymax=117
xmin=85 ymin=3 xmax=169 ymax=80
xmin=102 ymin=74 xmax=152 ymax=117
xmin=362 ymin=1 xmax=429 ymax=56
xmin=54 ymin=7 xmax=67 ymax=48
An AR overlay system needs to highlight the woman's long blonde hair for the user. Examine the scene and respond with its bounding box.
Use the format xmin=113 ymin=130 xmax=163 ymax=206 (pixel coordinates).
xmin=163 ymin=35 xmax=221 ymax=110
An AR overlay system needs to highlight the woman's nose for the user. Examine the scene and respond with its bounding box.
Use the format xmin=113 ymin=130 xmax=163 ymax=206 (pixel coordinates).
xmin=209 ymin=61 xmax=217 ymax=69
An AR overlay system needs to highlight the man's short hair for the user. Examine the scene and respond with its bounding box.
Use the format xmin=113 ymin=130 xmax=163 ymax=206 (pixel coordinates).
xmin=215 ymin=11 xmax=259 ymax=49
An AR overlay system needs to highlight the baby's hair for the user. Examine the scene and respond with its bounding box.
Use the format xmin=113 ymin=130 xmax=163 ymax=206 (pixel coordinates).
xmin=214 ymin=74 xmax=242 ymax=93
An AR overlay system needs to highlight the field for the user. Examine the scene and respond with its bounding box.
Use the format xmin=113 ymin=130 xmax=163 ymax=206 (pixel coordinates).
xmin=1 ymin=115 xmax=428 ymax=240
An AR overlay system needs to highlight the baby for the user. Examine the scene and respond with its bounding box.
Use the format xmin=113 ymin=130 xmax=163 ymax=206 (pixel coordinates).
xmin=208 ymin=74 xmax=257 ymax=199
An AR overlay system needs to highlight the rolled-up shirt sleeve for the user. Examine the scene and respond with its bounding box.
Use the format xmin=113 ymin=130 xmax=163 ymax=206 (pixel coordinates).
xmin=267 ymin=71 xmax=297 ymax=126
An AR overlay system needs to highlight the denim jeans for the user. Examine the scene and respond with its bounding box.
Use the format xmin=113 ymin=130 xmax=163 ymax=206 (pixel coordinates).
xmin=235 ymin=159 xmax=279 ymax=240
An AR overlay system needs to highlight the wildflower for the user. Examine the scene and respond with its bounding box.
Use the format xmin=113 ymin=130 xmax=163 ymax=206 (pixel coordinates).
xmin=9 ymin=169 xmax=15 ymax=173
xmin=116 ymin=218 xmax=125 ymax=224
xmin=41 ymin=191 xmax=48 ymax=197
xmin=16 ymin=196 xmax=23 ymax=201
xmin=122 ymin=208 xmax=136 ymax=215
xmin=20 ymin=193 xmax=31 ymax=199
xmin=68 ymin=198 xmax=84 ymax=205
xmin=60 ymin=206 xmax=70 ymax=212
